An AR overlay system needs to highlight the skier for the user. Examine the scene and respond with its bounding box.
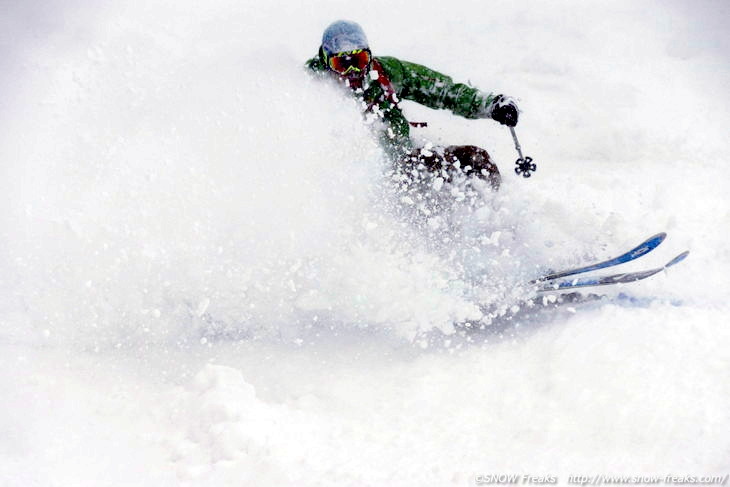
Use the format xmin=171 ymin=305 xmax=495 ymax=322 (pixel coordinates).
xmin=306 ymin=20 xmax=520 ymax=190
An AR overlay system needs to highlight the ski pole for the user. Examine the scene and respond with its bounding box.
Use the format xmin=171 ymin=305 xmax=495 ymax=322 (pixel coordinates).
xmin=510 ymin=127 xmax=536 ymax=178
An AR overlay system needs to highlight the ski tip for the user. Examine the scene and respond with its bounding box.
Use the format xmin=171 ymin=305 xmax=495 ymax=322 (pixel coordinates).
xmin=628 ymin=232 xmax=666 ymax=259
xmin=665 ymin=250 xmax=689 ymax=269
xmin=648 ymin=232 xmax=667 ymax=245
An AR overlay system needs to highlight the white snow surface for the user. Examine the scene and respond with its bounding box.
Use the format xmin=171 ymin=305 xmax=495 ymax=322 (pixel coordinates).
xmin=1 ymin=0 xmax=730 ymax=485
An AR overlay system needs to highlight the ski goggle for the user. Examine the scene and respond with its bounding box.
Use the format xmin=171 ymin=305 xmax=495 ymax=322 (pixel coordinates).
xmin=327 ymin=49 xmax=371 ymax=75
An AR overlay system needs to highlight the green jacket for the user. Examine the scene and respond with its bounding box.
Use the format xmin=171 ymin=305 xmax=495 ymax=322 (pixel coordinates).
xmin=306 ymin=55 xmax=499 ymax=157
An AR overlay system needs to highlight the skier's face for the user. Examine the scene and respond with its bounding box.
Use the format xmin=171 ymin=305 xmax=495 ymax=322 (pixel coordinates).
xmin=327 ymin=49 xmax=371 ymax=75
xmin=327 ymin=49 xmax=371 ymax=87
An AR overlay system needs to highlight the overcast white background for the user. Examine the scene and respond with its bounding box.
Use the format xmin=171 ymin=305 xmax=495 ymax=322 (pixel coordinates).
xmin=1 ymin=0 xmax=729 ymax=485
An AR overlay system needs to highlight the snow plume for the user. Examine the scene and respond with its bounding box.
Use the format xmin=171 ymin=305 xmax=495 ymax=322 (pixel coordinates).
xmin=0 ymin=2 xmax=528 ymax=350
xmin=2 ymin=1 xmax=730 ymax=485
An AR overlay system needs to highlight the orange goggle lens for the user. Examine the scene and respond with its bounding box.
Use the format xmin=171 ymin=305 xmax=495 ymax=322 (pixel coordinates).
xmin=328 ymin=50 xmax=371 ymax=74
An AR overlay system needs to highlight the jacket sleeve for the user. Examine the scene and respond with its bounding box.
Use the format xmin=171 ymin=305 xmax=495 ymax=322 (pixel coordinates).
xmin=376 ymin=56 xmax=499 ymax=120
xmin=306 ymin=55 xmax=328 ymax=73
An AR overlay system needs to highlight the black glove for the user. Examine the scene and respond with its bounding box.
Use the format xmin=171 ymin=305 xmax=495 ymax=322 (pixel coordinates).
xmin=491 ymin=95 xmax=519 ymax=127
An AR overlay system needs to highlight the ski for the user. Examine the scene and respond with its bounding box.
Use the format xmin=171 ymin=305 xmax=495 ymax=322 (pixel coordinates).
xmin=531 ymin=232 xmax=667 ymax=283
xmin=538 ymin=250 xmax=689 ymax=292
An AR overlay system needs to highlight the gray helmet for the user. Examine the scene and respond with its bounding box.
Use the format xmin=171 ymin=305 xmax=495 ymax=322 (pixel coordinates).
xmin=321 ymin=20 xmax=369 ymax=57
